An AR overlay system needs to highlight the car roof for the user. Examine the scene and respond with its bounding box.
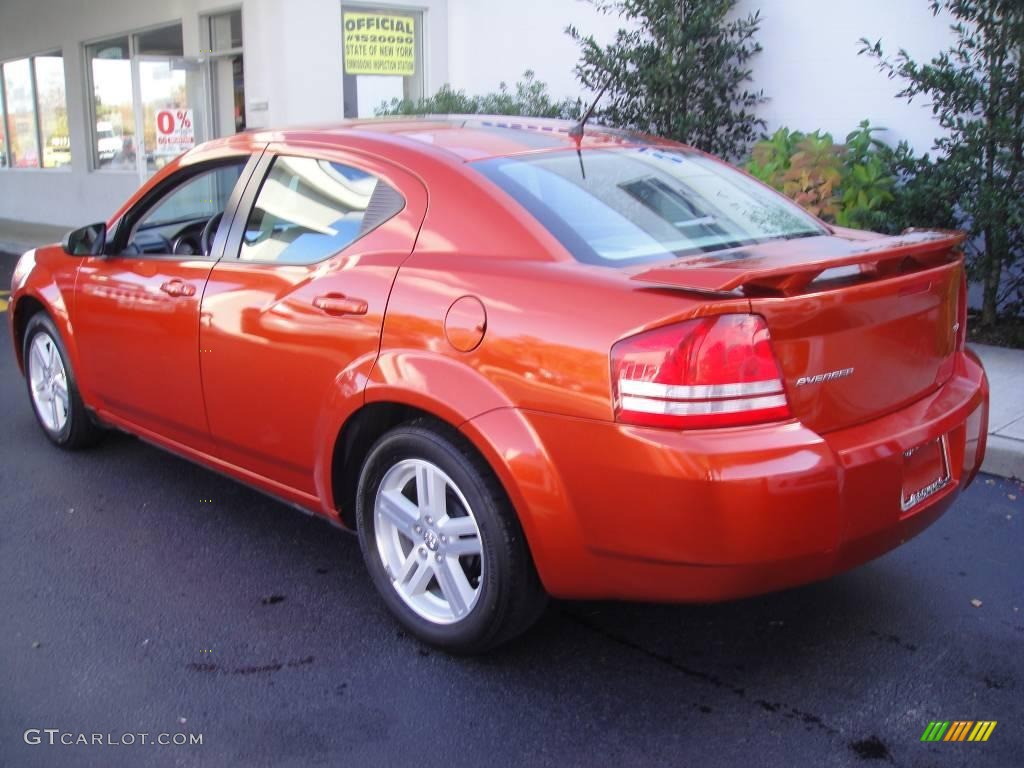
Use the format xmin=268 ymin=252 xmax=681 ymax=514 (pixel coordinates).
xmin=216 ymin=115 xmax=674 ymax=163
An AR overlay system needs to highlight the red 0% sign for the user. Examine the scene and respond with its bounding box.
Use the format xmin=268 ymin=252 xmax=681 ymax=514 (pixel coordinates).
xmin=155 ymin=109 xmax=196 ymax=155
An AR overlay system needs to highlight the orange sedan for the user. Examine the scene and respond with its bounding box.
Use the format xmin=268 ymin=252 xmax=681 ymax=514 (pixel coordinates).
xmin=8 ymin=117 xmax=988 ymax=652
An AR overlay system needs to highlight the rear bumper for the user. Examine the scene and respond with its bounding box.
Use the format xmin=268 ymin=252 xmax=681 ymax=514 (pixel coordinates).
xmin=468 ymin=349 xmax=988 ymax=601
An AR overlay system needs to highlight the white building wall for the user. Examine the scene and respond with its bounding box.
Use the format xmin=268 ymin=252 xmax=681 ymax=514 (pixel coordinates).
xmin=735 ymin=0 xmax=955 ymax=152
xmin=445 ymin=0 xmax=955 ymax=152
xmin=446 ymin=0 xmax=624 ymax=100
xmin=0 ymin=0 xmax=956 ymax=227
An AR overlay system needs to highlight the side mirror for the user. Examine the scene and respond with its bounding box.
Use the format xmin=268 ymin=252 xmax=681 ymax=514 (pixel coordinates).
xmin=62 ymin=222 xmax=107 ymax=256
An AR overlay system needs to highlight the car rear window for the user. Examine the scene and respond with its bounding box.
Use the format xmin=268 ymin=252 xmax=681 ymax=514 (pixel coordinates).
xmin=473 ymin=147 xmax=826 ymax=267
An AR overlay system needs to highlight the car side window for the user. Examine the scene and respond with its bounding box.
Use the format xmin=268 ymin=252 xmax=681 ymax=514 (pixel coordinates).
xmin=238 ymin=156 xmax=404 ymax=264
xmin=122 ymin=161 xmax=247 ymax=257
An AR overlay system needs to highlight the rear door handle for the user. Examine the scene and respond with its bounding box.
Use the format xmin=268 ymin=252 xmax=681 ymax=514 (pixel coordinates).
xmin=160 ymin=279 xmax=196 ymax=297
xmin=313 ymin=294 xmax=368 ymax=316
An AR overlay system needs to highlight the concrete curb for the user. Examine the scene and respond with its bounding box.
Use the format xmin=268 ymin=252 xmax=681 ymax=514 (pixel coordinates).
xmin=971 ymin=343 xmax=1024 ymax=480
xmin=0 ymin=218 xmax=70 ymax=257
xmin=0 ymin=240 xmax=33 ymax=256
xmin=984 ymin=435 xmax=1024 ymax=480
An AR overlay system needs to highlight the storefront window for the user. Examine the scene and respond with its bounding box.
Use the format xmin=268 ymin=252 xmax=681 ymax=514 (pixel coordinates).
xmin=86 ymin=24 xmax=185 ymax=171
xmin=139 ymin=58 xmax=204 ymax=174
xmin=342 ymin=6 xmax=424 ymax=117
xmin=3 ymin=59 xmax=40 ymax=168
xmin=35 ymin=53 xmax=70 ymax=168
xmin=87 ymin=36 xmax=135 ymax=169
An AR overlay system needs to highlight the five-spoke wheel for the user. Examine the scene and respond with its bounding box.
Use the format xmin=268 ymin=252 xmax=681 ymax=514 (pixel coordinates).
xmin=374 ymin=458 xmax=484 ymax=624
xmin=27 ymin=330 xmax=70 ymax=434
xmin=357 ymin=420 xmax=547 ymax=653
xmin=22 ymin=313 xmax=101 ymax=448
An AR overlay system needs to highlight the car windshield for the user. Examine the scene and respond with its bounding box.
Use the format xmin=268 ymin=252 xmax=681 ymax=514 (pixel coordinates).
xmin=473 ymin=146 xmax=826 ymax=267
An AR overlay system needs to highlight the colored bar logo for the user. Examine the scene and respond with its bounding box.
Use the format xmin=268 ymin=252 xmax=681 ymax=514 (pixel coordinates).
xmin=921 ymin=721 xmax=997 ymax=742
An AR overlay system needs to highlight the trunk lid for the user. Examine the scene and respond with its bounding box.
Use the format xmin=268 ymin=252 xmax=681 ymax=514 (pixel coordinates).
xmin=631 ymin=230 xmax=965 ymax=433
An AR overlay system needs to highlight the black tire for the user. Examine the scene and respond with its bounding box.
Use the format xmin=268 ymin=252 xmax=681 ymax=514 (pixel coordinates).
xmin=22 ymin=313 xmax=102 ymax=449
xmin=356 ymin=419 xmax=547 ymax=653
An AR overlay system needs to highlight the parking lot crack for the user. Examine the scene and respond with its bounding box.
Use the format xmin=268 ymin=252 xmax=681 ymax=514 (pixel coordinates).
xmin=562 ymin=609 xmax=840 ymax=738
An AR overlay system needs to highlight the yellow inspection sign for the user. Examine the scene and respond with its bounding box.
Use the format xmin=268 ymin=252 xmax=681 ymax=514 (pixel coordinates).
xmin=343 ymin=12 xmax=416 ymax=76
xmin=0 ymin=290 xmax=9 ymax=314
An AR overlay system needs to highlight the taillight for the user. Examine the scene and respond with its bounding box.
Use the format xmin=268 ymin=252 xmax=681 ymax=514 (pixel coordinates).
xmin=611 ymin=314 xmax=791 ymax=429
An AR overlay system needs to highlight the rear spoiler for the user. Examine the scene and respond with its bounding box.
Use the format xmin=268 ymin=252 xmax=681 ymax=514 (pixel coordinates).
xmin=631 ymin=230 xmax=966 ymax=296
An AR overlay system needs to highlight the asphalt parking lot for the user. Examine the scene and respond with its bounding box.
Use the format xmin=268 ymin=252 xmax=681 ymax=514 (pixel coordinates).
xmin=1 ymin=250 xmax=1022 ymax=768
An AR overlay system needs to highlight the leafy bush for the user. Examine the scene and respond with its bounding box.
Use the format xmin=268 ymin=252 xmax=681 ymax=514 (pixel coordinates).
xmin=567 ymin=0 xmax=766 ymax=161
xmin=746 ymin=126 xmax=801 ymax=187
xmin=860 ymin=0 xmax=1024 ymax=325
xmin=375 ymin=71 xmax=581 ymax=119
xmin=837 ymin=121 xmax=895 ymax=229
xmin=749 ymin=129 xmax=845 ymax=220
xmin=746 ymin=120 xmax=959 ymax=235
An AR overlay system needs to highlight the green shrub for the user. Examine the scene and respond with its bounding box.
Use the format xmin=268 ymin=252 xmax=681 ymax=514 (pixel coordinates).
xmin=860 ymin=0 xmax=1024 ymax=325
xmin=745 ymin=120 xmax=958 ymax=236
xmin=747 ymin=126 xmax=803 ymax=187
xmin=781 ymin=132 xmax=845 ymax=221
xmin=375 ymin=71 xmax=581 ymax=119
xmin=566 ymin=0 xmax=766 ymax=162
xmin=836 ymin=121 xmax=895 ymax=229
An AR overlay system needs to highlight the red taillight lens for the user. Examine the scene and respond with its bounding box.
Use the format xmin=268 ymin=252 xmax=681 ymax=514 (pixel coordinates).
xmin=611 ymin=314 xmax=791 ymax=429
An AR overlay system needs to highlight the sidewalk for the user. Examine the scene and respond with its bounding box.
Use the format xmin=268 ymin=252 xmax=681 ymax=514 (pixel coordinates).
xmin=0 ymin=217 xmax=69 ymax=255
xmin=971 ymin=344 xmax=1024 ymax=479
xmin=1 ymin=216 xmax=1022 ymax=479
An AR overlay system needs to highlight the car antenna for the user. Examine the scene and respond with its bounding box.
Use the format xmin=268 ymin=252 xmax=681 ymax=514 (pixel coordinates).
xmin=568 ymin=74 xmax=612 ymax=179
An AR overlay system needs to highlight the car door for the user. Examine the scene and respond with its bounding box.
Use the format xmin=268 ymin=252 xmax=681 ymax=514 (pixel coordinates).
xmin=73 ymin=153 xmax=261 ymax=451
xmin=198 ymin=143 xmax=427 ymax=493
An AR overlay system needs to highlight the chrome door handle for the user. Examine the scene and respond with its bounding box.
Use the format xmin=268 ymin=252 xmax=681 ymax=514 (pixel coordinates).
xmin=160 ymin=280 xmax=196 ymax=297
xmin=313 ymin=294 xmax=368 ymax=316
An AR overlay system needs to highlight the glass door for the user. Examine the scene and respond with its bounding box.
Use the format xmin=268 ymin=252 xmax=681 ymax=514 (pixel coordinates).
xmin=132 ymin=56 xmax=210 ymax=181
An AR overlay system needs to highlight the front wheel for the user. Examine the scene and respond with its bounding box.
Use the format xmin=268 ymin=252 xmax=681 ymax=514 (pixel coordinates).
xmin=356 ymin=420 xmax=546 ymax=653
xmin=22 ymin=313 xmax=101 ymax=449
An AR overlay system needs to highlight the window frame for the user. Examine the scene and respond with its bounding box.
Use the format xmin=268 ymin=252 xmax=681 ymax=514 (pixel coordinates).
xmin=223 ymin=148 xmax=406 ymax=267
xmin=106 ymin=151 xmax=262 ymax=260
xmin=201 ymin=7 xmax=245 ymax=56
xmin=200 ymin=7 xmax=246 ymax=138
xmin=0 ymin=50 xmax=70 ymax=171
xmin=82 ymin=21 xmax=185 ymax=172
xmin=0 ymin=65 xmax=8 ymax=168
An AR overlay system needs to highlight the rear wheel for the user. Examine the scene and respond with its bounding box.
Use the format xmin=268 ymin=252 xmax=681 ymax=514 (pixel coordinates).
xmin=23 ymin=313 xmax=101 ymax=449
xmin=356 ymin=420 xmax=546 ymax=653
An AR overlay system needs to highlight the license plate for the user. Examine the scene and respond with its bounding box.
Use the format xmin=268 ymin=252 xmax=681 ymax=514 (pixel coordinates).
xmin=901 ymin=435 xmax=951 ymax=512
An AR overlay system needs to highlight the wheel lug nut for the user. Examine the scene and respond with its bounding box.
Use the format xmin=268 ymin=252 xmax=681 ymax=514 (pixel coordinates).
xmin=425 ymin=516 xmax=433 ymax=525
xmin=435 ymin=553 xmax=443 ymax=562
xmin=440 ymin=535 xmax=447 ymax=543
xmin=414 ymin=525 xmax=422 ymax=534
xmin=419 ymin=547 xmax=426 ymax=558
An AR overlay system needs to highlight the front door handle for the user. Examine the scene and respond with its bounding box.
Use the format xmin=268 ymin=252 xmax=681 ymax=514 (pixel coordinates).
xmin=313 ymin=294 xmax=368 ymax=316
xmin=160 ymin=279 xmax=196 ymax=297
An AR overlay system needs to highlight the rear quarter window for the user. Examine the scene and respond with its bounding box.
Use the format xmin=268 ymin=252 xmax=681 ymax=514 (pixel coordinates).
xmin=239 ymin=156 xmax=404 ymax=264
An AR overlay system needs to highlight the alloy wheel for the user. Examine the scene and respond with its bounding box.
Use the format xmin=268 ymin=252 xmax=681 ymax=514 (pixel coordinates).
xmin=27 ymin=331 xmax=70 ymax=433
xmin=373 ymin=458 xmax=484 ymax=625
